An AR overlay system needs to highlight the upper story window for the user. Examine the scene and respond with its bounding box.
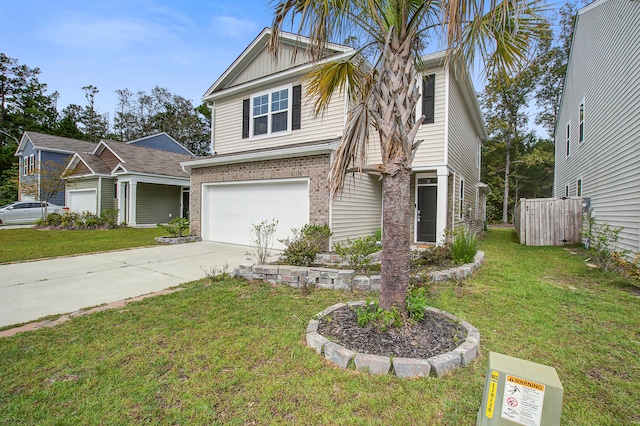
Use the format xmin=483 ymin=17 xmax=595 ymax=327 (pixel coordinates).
xmin=24 ymin=154 xmax=36 ymax=176
xmin=565 ymin=122 xmax=571 ymax=157
xmin=419 ymin=74 xmax=435 ymax=124
xmin=579 ymin=101 xmax=584 ymax=143
xmin=242 ymin=84 xmax=301 ymax=139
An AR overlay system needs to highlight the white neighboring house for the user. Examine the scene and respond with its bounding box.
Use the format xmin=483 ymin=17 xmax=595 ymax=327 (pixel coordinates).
xmin=553 ymin=0 xmax=640 ymax=254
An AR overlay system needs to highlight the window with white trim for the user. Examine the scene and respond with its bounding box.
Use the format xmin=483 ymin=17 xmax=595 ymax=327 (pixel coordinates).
xmin=250 ymin=85 xmax=290 ymax=138
xmin=459 ymin=177 xmax=465 ymax=219
xmin=579 ymin=101 xmax=584 ymax=143
xmin=28 ymin=154 xmax=35 ymax=175
xmin=21 ymin=157 xmax=26 ymax=176
xmin=577 ymin=178 xmax=582 ymax=196
xmin=565 ymin=121 xmax=571 ymax=157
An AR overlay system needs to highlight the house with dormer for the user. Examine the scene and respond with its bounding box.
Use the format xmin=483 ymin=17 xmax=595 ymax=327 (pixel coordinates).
xmin=181 ymin=28 xmax=487 ymax=248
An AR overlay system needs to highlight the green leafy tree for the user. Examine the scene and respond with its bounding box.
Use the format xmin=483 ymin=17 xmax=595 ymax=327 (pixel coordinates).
xmin=20 ymin=159 xmax=71 ymax=216
xmin=270 ymin=0 xmax=546 ymax=311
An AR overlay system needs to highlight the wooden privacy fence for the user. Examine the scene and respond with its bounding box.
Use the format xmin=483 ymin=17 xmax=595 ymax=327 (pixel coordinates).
xmin=514 ymin=197 xmax=583 ymax=246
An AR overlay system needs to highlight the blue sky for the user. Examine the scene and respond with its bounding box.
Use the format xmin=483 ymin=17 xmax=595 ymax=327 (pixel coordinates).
xmin=2 ymin=0 xmax=275 ymax=116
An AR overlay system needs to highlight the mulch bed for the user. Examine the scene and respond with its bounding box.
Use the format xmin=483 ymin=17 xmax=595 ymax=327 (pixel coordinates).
xmin=318 ymin=306 xmax=467 ymax=359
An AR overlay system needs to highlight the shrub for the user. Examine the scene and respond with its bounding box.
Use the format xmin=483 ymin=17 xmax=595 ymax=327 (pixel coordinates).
xmin=279 ymin=224 xmax=332 ymax=266
xmin=406 ymin=286 xmax=428 ymax=322
xmin=451 ymin=227 xmax=477 ymax=265
xmin=157 ymin=217 xmax=190 ymax=237
xmin=100 ymin=209 xmax=119 ymax=227
xmin=579 ymin=216 xmax=628 ymax=271
xmin=413 ymin=243 xmax=452 ymax=267
xmin=333 ymin=235 xmax=379 ymax=273
xmin=246 ymin=219 xmax=278 ymax=264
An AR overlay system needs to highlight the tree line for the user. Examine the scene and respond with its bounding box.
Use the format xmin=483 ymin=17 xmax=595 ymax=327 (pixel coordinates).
xmin=0 ymin=54 xmax=212 ymax=204
xmin=480 ymin=3 xmax=577 ymax=223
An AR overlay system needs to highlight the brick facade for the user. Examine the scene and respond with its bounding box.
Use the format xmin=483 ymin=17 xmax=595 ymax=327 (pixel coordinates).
xmin=189 ymin=154 xmax=331 ymax=237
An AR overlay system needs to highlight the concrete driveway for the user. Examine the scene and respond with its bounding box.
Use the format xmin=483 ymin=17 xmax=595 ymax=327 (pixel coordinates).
xmin=0 ymin=242 xmax=251 ymax=328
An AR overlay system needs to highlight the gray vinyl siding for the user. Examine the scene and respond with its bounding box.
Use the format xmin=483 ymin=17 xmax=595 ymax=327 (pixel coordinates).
xmin=413 ymin=67 xmax=447 ymax=166
xmin=136 ymin=183 xmax=181 ymax=225
xmin=554 ymin=0 xmax=640 ymax=253
xmin=447 ymin=75 xmax=482 ymax=222
xmin=70 ymin=177 xmax=99 ymax=191
xmin=213 ymin=83 xmax=345 ymax=154
xmin=100 ymin=178 xmax=116 ymax=212
xmin=330 ymin=174 xmax=382 ymax=246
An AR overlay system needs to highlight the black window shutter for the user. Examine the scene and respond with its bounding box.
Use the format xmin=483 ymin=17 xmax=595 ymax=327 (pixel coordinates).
xmin=422 ymin=74 xmax=435 ymax=124
xmin=292 ymin=85 xmax=302 ymax=130
xmin=242 ymin=99 xmax=250 ymax=138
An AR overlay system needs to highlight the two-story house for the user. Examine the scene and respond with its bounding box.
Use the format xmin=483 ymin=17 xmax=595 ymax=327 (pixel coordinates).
xmin=182 ymin=28 xmax=487 ymax=249
xmin=554 ymin=0 xmax=640 ymax=254
xmin=15 ymin=132 xmax=97 ymax=205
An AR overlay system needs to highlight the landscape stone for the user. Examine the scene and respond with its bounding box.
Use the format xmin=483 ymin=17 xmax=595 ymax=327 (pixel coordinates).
xmin=453 ymin=341 xmax=479 ymax=366
xmin=428 ymin=351 xmax=461 ymax=377
xmin=324 ymin=342 xmax=355 ymax=368
xmin=393 ymin=357 xmax=432 ymax=378
xmin=306 ymin=332 xmax=329 ymax=354
xmin=355 ymin=353 xmax=391 ymax=375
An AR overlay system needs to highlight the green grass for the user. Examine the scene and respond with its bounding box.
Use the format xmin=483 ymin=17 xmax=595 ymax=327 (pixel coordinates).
xmin=0 ymin=227 xmax=166 ymax=263
xmin=0 ymin=228 xmax=638 ymax=424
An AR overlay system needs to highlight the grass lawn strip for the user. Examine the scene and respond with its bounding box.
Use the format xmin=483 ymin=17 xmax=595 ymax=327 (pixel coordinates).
xmin=0 ymin=228 xmax=638 ymax=424
xmin=0 ymin=227 xmax=166 ymax=264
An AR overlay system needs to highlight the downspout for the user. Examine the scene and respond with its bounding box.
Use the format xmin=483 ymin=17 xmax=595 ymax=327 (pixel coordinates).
xmin=208 ymin=102 xmax=216 ymax=155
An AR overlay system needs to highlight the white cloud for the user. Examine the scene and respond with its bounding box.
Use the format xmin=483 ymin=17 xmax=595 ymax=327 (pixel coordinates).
xmin=210 ymin=16 xmax=258 ymax=38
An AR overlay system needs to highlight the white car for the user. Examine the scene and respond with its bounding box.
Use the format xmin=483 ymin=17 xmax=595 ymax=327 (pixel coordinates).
xmin=0 ymin=201 xmax=67 ymax=225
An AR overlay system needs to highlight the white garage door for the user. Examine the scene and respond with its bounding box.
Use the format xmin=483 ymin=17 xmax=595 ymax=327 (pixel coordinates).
xmin=203 ymin=179 xmax=309 ymax=248
xmin=68 ymin=189 xmax=97 ymax=214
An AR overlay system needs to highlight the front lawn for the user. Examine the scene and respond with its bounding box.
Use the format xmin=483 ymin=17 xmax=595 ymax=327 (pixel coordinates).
xmin=0 ymin=227 xmax=166 ymax=263
xmin=0 ymin=228 xmax=638 ymax=424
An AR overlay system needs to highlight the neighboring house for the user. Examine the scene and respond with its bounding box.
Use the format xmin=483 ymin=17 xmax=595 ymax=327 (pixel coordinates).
xmin=64 ymin=138 xmax=193 ymax=225
xmin=181 ymin=28 xmax=487 ymax=249
xmin=15 ymin=132 xmax=97 ymax=206
xmin=554 ymin=0 xmax=640 ymax=254
xmin=126 ymin=132 xmax=195 ymax=156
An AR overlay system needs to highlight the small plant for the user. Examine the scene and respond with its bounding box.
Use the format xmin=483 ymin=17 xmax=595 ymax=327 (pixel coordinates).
xmin=279 ymin=224 xmax=332 ymax=266
xmin=202 ymin=261 xmax=230 ymax=285
xmin=246 ymin=219 xmax=278 ymax=264
xmin=100 ymin=209 xmax=119 ymax=227
xmin=579 ymin=216 xmax=629 ymax=271
xmin=375 ymin=228 xmax=382 ymax=242
xmin=613 ymin=252 xmax=640 ymax=287
xmin=354 ymin=299 xmax=402 ymax=331
xmin=406 ymin=286 xmax=428 ymax=322
xmin=157 ymin=217 xmax=190 ymax=238
xmin=333 ymin=236 xmax=379 ymax=273
xmin=451 ymin=226 xmax=477 ymax=265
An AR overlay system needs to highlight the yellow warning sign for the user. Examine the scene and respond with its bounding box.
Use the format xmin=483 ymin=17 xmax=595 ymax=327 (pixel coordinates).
xmin=485 ymin=371 xmax=499 ymax=418
xmin=506 ymin=375 xmax=545 ymax=392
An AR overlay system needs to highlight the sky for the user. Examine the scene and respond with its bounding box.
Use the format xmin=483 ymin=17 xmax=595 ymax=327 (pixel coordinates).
xmin=2 ymin=0 xmax=276 ymax=117
xmin=2 ymin=0 xmax=548 ymax=137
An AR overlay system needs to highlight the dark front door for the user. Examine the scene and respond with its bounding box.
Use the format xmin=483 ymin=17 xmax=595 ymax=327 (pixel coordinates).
xmin=417 ymin=186 xmax=437 ymax=243
xmin=182 ymin=190 xmax=190 ymax=219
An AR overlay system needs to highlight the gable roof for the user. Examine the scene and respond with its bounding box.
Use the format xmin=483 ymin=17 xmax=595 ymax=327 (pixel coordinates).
xmin=126 ymin=132 xmax=194 ymax=156
xmin=100 ymin=140 xmax=192 ymax=178
xmin=66 ymin=140 xmax=193 ymax=179
xmin=15 ymin=131 xmax=96 ymax=156
xmin=203 ymin=27 xmax=355 ymax=101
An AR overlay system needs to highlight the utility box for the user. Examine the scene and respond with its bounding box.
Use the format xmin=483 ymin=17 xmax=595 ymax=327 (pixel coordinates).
xmin=477 ymin=352 xmax=563 ymax=426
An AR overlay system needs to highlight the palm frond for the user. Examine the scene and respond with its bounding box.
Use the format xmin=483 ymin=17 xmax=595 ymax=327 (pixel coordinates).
xmin=304 ymin=59 xmax=366 ymax=117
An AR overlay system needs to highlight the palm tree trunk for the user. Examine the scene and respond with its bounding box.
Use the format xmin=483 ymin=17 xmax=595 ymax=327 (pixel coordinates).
xmin=379 ymin=167 xmax=412 ymax=312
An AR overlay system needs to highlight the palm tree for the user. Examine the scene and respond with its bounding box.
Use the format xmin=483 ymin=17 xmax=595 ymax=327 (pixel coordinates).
xmin=268 ymin=0 xmax=545 ymax=312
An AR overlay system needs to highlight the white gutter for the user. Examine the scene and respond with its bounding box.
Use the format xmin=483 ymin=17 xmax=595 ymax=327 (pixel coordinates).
xmin=208 ymin=102 xmax=216 ymax=155
xmin=181 ymin=140 xmax=340 ymax=171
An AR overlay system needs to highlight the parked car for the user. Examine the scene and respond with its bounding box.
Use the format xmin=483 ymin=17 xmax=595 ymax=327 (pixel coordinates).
xmin=0 ymin=201 xmax=68 ymax=225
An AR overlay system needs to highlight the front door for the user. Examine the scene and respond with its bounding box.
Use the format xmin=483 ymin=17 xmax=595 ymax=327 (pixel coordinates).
xmin=417 ymin=186 xmax=437 ymax=242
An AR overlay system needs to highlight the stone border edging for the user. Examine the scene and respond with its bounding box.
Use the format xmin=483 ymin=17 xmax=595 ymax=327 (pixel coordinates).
xmin=234 ymin=251 xmax=485 ymax=290
xmin=306 ymin=302 xmax=480 ymax=378
xmin=154 ymin=236 xmax=202 ymax=245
